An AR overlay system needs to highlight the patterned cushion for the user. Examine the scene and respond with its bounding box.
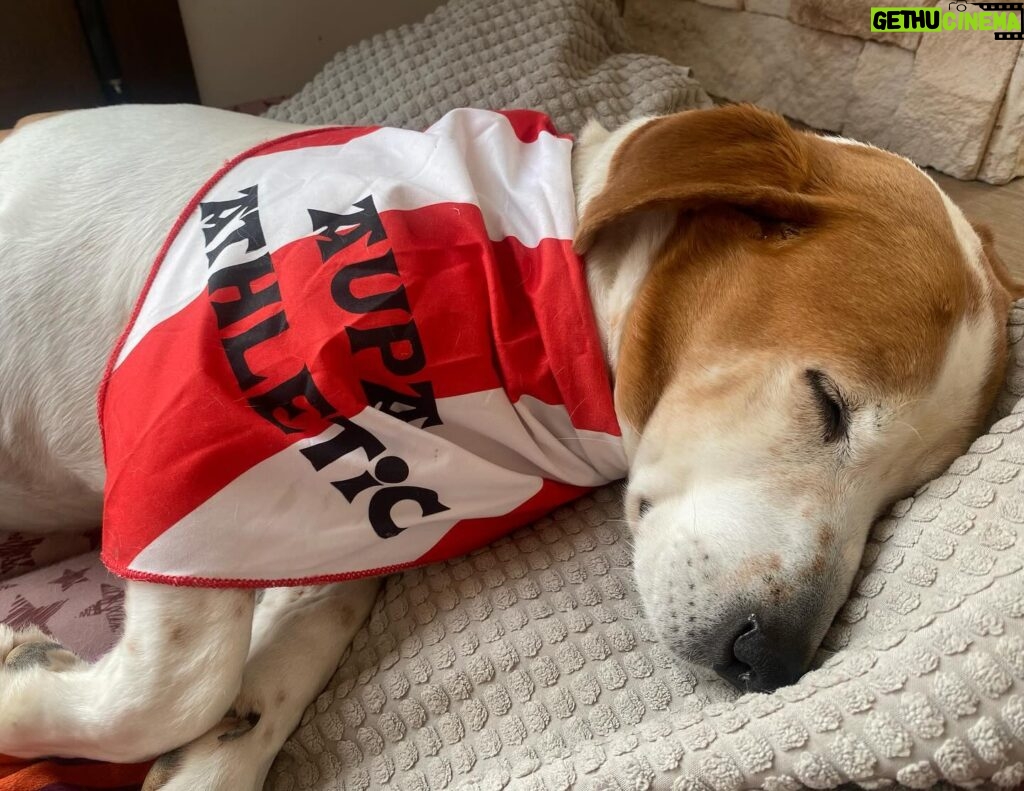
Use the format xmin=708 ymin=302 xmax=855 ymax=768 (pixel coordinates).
xmin=0 ymin=534 xmax=119 ymax=662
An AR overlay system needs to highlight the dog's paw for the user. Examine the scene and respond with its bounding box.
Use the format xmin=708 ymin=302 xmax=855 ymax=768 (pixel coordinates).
xmin=1 ymin=625 xmax=81 ymax=672
xmin=142 ymin=704 xmax=268 ymax=791
xmin=0 ymin=624 xmax=85 ymax=757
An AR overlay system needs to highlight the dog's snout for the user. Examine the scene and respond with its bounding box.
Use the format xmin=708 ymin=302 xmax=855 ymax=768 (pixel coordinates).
xmin=713 ymin=613 xmax=808 ymax=693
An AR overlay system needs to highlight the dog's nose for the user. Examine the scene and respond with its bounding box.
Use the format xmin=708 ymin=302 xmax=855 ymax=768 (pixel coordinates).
xmin=713 ymin=613 xmax=808 ymax=692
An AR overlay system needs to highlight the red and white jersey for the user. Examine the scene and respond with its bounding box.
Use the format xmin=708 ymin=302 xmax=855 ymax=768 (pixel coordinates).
xmin=99 ymin=108 xmax=626 ymax=587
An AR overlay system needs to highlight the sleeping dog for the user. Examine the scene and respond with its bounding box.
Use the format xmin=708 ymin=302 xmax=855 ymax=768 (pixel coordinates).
xmin=0 ymin=103 xmax=1018 ymax=790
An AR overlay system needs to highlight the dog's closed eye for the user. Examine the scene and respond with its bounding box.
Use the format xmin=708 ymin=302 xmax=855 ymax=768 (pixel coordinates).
xmin=805 ymin=369 xmax=849 ymax=444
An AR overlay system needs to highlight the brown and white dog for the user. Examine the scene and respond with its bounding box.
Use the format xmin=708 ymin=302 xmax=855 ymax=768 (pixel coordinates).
xmin=0 ymin=103 xmax=1018 ymax=789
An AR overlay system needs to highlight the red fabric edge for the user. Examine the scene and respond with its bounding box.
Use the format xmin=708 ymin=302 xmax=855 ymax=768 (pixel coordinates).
xmin=101 ymin=552 xmax=469 ymax=589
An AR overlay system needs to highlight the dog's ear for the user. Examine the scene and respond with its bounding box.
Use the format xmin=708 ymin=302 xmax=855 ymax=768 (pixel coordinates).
xmin=573 ymin=104 xmax=823 ymax=254
xmin=971 ymin=221 xmax=1024 ymax=302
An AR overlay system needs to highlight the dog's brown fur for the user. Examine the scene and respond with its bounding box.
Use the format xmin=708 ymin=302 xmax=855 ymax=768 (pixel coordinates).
xmin=575 ymin=106 xmax=1015 ymax=439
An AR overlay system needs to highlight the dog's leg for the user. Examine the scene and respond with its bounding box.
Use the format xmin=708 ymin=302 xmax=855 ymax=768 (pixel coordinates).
xmin=0 ymin=582 xmax=255 ymax=762
xmin=142 ymin=578 xmax=381 ymax=791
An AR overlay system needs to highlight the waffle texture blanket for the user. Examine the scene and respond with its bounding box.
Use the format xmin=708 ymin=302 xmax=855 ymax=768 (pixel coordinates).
xmin=263 ymin=0 xmax=709 ymax=133
xmin=256 ymin=0 xmax=1024 ymax=789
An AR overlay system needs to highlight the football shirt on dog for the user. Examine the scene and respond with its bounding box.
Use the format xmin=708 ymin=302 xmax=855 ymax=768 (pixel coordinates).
xmin=100 ymin=108 xmax=626 ymax=587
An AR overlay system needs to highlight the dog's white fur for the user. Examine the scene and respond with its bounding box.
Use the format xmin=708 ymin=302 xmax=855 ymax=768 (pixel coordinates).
xmin=0 ymin=105 xmax=1004 ymax=788
xmin=627 ymin=311 xmax=999 ymax=670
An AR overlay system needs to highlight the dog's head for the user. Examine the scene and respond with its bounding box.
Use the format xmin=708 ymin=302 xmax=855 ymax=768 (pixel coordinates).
xmin=575 ymin=104 xmax=1021 ymax=691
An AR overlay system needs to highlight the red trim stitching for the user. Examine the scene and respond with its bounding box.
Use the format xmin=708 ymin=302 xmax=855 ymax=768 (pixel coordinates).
xmin=101 ymin=551 xmax=452 ymax=588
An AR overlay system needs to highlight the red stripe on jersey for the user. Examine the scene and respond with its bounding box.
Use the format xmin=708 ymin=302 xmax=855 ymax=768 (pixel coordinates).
xmin=494 ymin=109 xmax=574 ymax=143
xmin=415 ymin=478 xmax=589 ymax=566
xmin=100 ymin=294 xmax=284 ymax=569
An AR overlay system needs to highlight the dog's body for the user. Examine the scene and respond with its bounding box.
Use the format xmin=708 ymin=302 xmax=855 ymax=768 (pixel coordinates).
xmin=0 ymin=104 xmax=1018 ymax=789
